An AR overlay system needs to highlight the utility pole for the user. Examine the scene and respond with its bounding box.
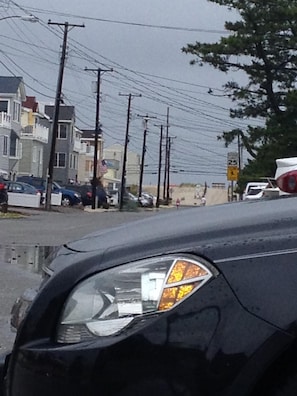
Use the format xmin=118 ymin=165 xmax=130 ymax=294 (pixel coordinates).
xmin=237 ymin=132 xmax=242 ymax=171
xmin=45 ymin=20 xmax=84 ymax=211
xmin=163 ymin=107 xmax=170 ymax=202
xmin=156 ymin=124 xmax=163 ymax=208
xmin=137 ymin=114 xmax=156 ymax=199
xmin=166 ymin=136 xmax=176 ymax=204
xmin=119 ymin=93 xmax=141 ymax=210
xmin=85 ymin=67 xmax=113 ymax=209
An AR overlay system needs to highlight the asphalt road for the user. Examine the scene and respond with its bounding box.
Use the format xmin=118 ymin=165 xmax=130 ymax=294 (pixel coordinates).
xmin=0 ymin=205 xmax=171 ymax=354
xmin=0 ymin=206 xmax=166 ymax=245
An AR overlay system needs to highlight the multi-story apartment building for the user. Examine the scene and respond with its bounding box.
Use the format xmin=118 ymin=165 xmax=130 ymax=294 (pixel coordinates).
xmin=44 ymin=105 xmax=81 ymax=185
xmin=0 ymin=76 xmax=26 ymax=179
xmin=19 ymin=96 xmax=50 ymax=178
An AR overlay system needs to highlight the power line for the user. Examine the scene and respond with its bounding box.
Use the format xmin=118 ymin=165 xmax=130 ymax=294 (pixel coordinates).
xmin=9 ymin=3 xmax=228 ymax=34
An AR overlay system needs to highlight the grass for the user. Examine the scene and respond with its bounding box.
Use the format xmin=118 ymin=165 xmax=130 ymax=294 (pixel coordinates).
xmin=0 ymin=210 xmax=25 ymax=219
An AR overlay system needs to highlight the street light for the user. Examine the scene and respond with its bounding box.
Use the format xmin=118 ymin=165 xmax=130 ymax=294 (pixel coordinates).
xmin=0 ymin=15 xmax=39 ymax=23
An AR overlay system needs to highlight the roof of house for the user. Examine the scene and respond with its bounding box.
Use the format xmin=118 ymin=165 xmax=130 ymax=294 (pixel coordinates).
xmin=22 ymin=96 xmax=38 ymax=112
xmin=0 ymin=76 xmax=26 ymax=99
xmin=44 ymin=105 xmax=75 ymax=121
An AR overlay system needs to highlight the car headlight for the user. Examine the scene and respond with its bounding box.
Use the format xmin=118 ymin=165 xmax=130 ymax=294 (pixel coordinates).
xmin=56 ymin=254 xmax=216 ymax=343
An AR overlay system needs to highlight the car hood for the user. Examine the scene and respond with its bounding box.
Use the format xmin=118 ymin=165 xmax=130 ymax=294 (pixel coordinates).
xmin=45 ymin=196 xmax=297 ymax=275
xmin=68 ymin=196 xmax=297 ymax=250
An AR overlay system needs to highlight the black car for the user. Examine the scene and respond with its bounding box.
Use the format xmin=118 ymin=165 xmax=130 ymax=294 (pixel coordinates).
xmin=63 ymin=184 xmax=110 ymax=208
xmin=2 ymin=183 xmax=297 ymax=395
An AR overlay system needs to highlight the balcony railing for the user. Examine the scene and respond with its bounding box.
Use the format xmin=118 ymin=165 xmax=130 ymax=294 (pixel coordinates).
xmin=21 ymin=124 xmax=49 ymax=143
xmin=73 ymin=139 xmax=82 ymax=152
xmin=0 ymin=112 xmax=11 ymax=129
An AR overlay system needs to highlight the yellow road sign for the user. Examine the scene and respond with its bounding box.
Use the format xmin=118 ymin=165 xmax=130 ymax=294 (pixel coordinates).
xmin=227 ymin=166 xmax=239 ymax=181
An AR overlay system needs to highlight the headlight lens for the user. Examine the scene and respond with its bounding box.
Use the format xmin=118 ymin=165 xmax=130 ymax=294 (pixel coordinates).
xmin=56 ymin=255 xmax=215 ymax=343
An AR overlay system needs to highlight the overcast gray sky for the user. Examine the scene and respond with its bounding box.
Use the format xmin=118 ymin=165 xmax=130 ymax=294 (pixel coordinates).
xmin=0 ymin=0 xmax=254 ymax=186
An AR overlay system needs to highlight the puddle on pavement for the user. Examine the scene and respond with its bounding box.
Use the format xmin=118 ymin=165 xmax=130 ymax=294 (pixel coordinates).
xmin=0 ymin=245 xmax=59 ymax=274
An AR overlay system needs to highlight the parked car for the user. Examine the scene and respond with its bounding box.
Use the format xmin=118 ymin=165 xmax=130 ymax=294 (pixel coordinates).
xmin=4 ymin=180 xmax=42 ymax=198
xmin=16 ymin=176 xmax=81 ymax=207
xmin=2 ymin=181 xmax=43 ymax=206
xmin=4 ymin=181 xmax=40 ymax=195
xmin=123 ymin=192 xmax=154 ymax=208
xmin=139 ymin=191 xmax=154 ymax=207
xmin=242 ymin=181 xmax=268 ymax=200
xmin=244 ymin=185 xmax=266 ymax=200
xmin=63 ymin=184 xmax=110 ymax=208
xmin=62 ymin=184 xmax=93 ymax=206
xmin=107 ymin=189 xmax=119 ymax=206
xmin=96 ymin=186 xmax=110 ymax=209
xmin=2 ymin=170 xmax=297 ymax=396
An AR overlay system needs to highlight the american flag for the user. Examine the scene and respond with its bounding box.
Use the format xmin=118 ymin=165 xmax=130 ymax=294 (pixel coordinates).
xmin=100 ymin=159 xmax=108 ymax=174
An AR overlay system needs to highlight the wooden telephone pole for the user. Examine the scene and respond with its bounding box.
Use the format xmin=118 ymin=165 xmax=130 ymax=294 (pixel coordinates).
xmin=137 ymin=114 xmax=156 ymax=199
xmin=85 ymin=67 xmax=113 ymax=209
xmin=119 ymin=93 xmax=141 ymax=210
xmin=45 ymin=21 xmax=84 ymax=210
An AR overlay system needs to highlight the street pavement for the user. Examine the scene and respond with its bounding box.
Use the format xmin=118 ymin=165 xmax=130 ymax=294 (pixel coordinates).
xmin=0 ymin=205 xmax=172 ymax=354
xmin=0 ymin=205 xmax=165 ymax=246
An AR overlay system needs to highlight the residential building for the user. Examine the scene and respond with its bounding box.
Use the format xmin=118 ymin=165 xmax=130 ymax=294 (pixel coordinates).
xmin=44 ymin=105 xmax=81 ymax=185
xmin=78 ymin=129 xmax=104 ymax=184
xmin=19 ymin=96 xmax=50 ymax=178
xmin=104 ymin=143 xmax=140 ymax=187
xmin=0 ymin=76 xmax=26 ymax=179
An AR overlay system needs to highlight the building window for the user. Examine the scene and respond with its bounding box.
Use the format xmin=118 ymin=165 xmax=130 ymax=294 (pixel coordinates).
xmin=57 ymin=124 xmax=67 ymax=139
xmin=55 ymin=152 xmax=66 ymax=168
xmin=3 ymin=135 xmax=8 ymax=155
xmin=74 ymin=154 xmax=77 ymax=169
xmin=69 ymin=154 xmax=78 ymax=169
xmin=13 ymin=102 xmax=21 ymax=122
xmin=39 ymin=149 xmax=43 ymax=165
xmin=10 ymin=135 xmax=17 ymax=157
xmin=85 ymin=159 xmax=92 ymax=172
xmin=33 ymin=146 xmax=37 ymax=162
xmin=0 ymin=100 xmax=8 ymax=113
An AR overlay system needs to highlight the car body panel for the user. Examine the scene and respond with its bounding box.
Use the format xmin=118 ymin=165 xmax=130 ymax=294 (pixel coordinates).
xmin=2 ymin=197 xmax=297 ymax=395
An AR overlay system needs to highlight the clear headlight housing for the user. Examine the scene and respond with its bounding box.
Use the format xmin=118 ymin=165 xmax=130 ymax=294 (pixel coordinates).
xmin=56 ymin=255 xmax=216 ymax=343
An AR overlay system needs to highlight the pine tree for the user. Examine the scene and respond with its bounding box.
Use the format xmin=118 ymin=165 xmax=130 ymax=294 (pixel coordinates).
xmin=182 ymin=0 xmax=297 ymax=190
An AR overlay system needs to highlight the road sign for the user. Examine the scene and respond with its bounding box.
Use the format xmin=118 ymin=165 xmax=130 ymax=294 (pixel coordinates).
xmin=227 ymin=152 xmax=239 ymax=167
xmin=227 ymin=166 xmax=239 ymax=181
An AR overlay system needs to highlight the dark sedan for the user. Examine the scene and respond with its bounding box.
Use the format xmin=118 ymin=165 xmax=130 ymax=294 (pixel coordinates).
xmin=63 ymin=184 xmax=110 ymax=208
xmin=2 ymin=189 xmax=297 ymax=395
